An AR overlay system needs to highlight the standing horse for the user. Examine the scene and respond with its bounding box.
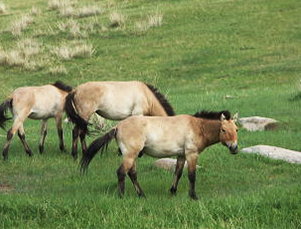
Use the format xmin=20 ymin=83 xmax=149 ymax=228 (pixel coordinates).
xmin=80 ymin=110 xmax=239 ymax=200
xmin=0 ymin=81 xmax=72 ymax=160
xmin=65 ymin=81 xmax=175 ymax=159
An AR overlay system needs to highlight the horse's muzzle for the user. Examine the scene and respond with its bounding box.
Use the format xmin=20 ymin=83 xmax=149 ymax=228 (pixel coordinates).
xmin=228 ymin=142 xmax=238 ymax=154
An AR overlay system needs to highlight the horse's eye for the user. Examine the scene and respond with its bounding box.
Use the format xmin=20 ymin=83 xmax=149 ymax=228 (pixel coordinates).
xmin=221 ymin=129 xmax=226 ymax=133
xmin=236 ymin=129 xmax=238 ymax=132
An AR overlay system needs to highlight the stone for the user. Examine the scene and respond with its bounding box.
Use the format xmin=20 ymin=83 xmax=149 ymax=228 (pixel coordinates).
xmin=153 ymin=158 xmax=201 ymax=172
xmin=238 ymin=116 xmax=278 ymax=131
xmin=241 ymin=145 xmax=301 ymax=164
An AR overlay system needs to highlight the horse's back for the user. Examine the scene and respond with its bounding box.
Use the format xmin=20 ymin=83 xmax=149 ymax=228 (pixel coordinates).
xmin=12 ymin=85 xmax=65 ymax=119
xmin=117 ymin=115 xmax=195 ymax=158
xmin=74 ymin=81 xmax=150 ymax=120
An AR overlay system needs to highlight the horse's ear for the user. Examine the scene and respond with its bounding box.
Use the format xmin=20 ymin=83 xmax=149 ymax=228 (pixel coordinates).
xmin=232 ymin=112 xmax=239 ymax=122
xmin=220 ymin=113 xmax=226 ymax=121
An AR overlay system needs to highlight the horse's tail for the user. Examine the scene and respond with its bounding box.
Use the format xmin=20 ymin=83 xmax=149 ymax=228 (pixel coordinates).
xmin=0 ymin=97 xmax=12 ymax=130
xmin=65 ymin=91 xmax=89 ymax=133
xmin=80 ymin=128 xmax=116 ymax=173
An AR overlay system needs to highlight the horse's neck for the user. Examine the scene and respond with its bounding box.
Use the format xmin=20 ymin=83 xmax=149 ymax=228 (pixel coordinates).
xmin=201 ymin=119 xmax=221 ymax=147
xmin=149 ymin=99 xmax=167 ymax=116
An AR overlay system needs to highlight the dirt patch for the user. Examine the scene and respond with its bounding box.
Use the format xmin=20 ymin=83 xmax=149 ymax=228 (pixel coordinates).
xmin=0 ymin=182 xmax=14 ymax=193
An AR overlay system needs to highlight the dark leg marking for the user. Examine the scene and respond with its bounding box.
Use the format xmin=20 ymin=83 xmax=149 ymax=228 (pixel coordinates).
xmin=117 ymin=165 xmax=126 ymax=198
xmin=18 ymin=130 xmax=33 ymax=157
xmin=2 ymin=129 xmax=13 ymax=161
xmin=170 ymin=157 xmax=185 ymax=195
xmin=79 ymin=130 xmax=87 ymax=156
xmin=188 ymin=170 xmax=198 ymax=200
xmin=128 ymin=167 xmax=145 ymax=198
xmin=71 ymin=126 xmax=80 ymax=159
xmin=58 ymin=128 xmax=65 ymax=152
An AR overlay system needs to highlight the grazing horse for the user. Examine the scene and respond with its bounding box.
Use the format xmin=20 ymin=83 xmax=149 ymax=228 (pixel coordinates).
xmin=80 ymin=110 xmax=239 ymax=200
xmin=0 ymin=81 xmax=72 ymax=160
xmin=65 ymin=81 xmax=175 ymax=159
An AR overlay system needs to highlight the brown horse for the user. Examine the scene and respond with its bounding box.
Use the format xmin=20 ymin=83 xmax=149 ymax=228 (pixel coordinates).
xmin=0 ymin=81 xmax=72 ymax=160
xmin=80 ymin=110 xmax=239 ymax=200
xmin=65 ymin=81 xmax=175 ymax=159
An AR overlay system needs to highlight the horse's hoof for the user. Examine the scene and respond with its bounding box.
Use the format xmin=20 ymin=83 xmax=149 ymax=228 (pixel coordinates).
xmin=170 ymin=187 xmax=177 ymax=195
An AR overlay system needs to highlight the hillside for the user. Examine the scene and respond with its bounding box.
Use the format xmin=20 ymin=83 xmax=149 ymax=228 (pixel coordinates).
xmin=1 ymin=0 xmax=301 ymax=228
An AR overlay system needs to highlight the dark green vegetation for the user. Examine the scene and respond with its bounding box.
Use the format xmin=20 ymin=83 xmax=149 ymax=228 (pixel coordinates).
xmin=1 ymin=0 xmax=301 ymax=228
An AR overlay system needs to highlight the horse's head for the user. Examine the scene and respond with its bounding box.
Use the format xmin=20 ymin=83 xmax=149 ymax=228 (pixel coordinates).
xmin=219 ymin=113 xmax=239 ymax=154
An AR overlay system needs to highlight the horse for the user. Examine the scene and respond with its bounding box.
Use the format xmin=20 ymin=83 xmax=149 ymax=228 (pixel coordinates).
xmin=80 ymin=110 xmax=239 ymax=200
xmin=65 ymin=81 xmax=175 ymax=159
xmin=0 ymin=81 xmax=72 ymax=160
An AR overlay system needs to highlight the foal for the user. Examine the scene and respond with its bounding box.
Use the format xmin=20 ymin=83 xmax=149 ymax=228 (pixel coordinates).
xmin=0 ymin=81 xmax=72 ymax=160
xmin=80 ymin=110 xmax=239 ymax=200
xmin=65 ymin=81 xmax=175 ymax=159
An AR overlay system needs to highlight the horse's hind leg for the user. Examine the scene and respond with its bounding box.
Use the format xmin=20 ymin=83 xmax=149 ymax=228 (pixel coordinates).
xmin=39 ymin=119 xmax=47 ymax=154
xmin=55 ymin=115 xmax=65 ymax=152
xmin=2 ymin=114 xmax=28 ymax=160
xmin=71 ymin=126 xmax=80 ymax=159
xmin=79 ymin=130 xmax=87 ymax=156
xmin=170 ymin=156 xmax=186 ymax=195
xmin=17 ymin=123 xmax=33 ymax=157
xmin=116 ymin=156 xmax=135 ymax=198
xmin=128 ymin=162 xmax=145 ymax=198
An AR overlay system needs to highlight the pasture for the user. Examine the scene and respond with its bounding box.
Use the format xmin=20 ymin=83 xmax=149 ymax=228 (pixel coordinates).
xmin=0 ymin=0 xmax=301 ymax=228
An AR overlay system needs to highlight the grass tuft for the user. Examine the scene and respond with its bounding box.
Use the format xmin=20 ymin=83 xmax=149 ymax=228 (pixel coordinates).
xmin=11 ymin=15 xmax=33 ymax=37
xmin=109 ymin=11 xmax=126 ymax=28
xmin=0 ymin=2 xmax=7 ymax=14
xmin=78 ymin=6 xmax=102 ymax=18
xmin=52 ymin=43 xmax=94 ymax=59
xmin=49 ymin=65 xmax=67 ymax=75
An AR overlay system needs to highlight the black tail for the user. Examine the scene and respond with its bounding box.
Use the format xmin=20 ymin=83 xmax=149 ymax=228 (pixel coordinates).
xmin=80 ymin=128 xmax=116 ymax=173
xmin=0 ymin=98 xmax=12 ymax=130
xmin=65 ymin=92 xmax=89 ymax=133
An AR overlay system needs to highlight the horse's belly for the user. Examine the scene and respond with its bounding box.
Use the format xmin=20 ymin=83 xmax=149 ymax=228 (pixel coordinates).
xmin=143 ymin=147 xmax=184 ymax=158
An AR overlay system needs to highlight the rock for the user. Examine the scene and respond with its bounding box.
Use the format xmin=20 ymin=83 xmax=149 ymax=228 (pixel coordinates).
xmin=153 ymin=158 xmax=201 ymax=172
xmin=238 ymin=116 xmax=278 ymax=131
xmin=241 ymin=145 xmax=301 ymax=164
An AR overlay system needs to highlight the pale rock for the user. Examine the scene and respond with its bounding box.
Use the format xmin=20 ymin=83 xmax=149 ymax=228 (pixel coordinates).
xmin=238 ymin=116 xmax=278 ymax=131
xmin=241 ymin=145 xmax=301 ymax=164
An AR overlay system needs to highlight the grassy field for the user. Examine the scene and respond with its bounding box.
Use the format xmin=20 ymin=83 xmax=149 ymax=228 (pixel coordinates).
xmin=1 ymin=0 xmax=301 ymax=228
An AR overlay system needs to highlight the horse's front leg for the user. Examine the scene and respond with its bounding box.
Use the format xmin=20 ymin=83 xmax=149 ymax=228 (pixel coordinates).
xmin=170 ymin=156 xmax=186 ymax=195
xmin=39 ymin=119 xmax=47 ymax=154
xmin=186 ymin=152 xmax=199 ymax=200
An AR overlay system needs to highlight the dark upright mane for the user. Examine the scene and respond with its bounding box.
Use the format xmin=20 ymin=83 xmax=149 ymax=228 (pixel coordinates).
xmin=194 ymin=110 xmax=231 ymax=120
xmin=52 ymin=81 xmax=73 ymax=92
xmin=146 ymin=84 xmax=175 ymax=116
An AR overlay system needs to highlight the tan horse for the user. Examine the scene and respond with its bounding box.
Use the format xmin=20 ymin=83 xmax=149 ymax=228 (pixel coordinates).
xmin=65 ymin=81 xmax=175 ymax=159
xmin=0 ymin=81 xmax=72 ymax=160
xmin=80 ymin=110 xmax=239 ymax=200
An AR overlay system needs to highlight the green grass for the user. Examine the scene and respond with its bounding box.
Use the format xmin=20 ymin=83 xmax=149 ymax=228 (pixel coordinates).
xmin=1 ymin=0 xmax=301 ymax=228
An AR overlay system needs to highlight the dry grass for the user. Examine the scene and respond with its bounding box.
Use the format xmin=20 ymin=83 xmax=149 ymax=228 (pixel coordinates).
xmin=58 ymin=19 xmax=83 ymax=37
xmin=52 ymin=43 xmax=94 ymax=60
xmin=59 ymin=6 xmax=75 ymax=17
xmin=48 ymin=0 xmax=72 ymax=10
xmin=109 ymin=11 xmax=126 ymax=28
xmin=148 ymin=13 xmax=163 ymax=28
xmin=49 ymin=65 xmax=67 ymax=75
xmin=0 ymin=2 xmax=7 ymax=14
xmin=11 ymin=15 xmax=33 ymax=37
xmin=31 ymin=6 xmax=41 ymax=15
xmin=78 ymin=6 xmax=102 ymax=18
xmin=135 ymin=13 xmax=163 ymax=33
xmin=0 ymin=39 xmax=41 ymax=69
